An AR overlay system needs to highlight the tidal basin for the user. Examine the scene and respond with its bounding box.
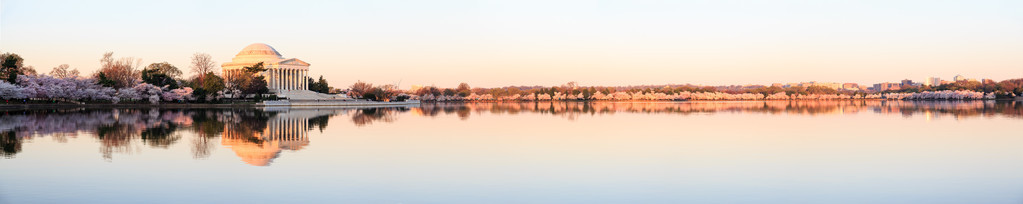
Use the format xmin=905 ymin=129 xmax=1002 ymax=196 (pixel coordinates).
xmin=1 ymin=101 xmax=1022 ymax=203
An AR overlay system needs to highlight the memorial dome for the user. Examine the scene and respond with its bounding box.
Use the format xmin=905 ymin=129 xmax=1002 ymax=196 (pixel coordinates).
xmin=229 ymin=43 xmax=284 ymax=64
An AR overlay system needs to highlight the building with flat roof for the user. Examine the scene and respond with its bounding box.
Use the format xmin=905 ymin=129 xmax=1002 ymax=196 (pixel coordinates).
xmin=924 ymin=77 xmax=941 ymax=86
xmin=954 ymin=74 xmax=966 ymax=82
xmin=873 ymin=82 xmax=901 ymax=92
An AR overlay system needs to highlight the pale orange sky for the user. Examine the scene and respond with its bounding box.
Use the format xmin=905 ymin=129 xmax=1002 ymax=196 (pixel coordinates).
xmin=2 ymin=0 xmax=1021 ymax=89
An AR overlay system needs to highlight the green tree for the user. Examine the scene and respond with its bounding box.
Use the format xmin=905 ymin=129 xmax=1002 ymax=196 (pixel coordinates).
xmin=244 ymin=62 xmax=267 ymax=73
xmin=313 ymin=76 xmax=330 ymax=93
xmin=143 ymin=62 xmax=182 ymax=78
xmin=243 ymin=76 xmax=269 ymax=95
xmin=201 ymin=74 xmax=226 ymax=93
xmin=456 ymin=82 xmax=471 ymax=97
xmin=227 ymin=62 xmax=269 ymax=96
xmin=241 ymin=63 xmax=268 ymax=95
xmin=307 ymin=76 xmax=330 ymax=93
xmin=187 ymin=72 xmax=225 ymax=101
xmin=96 ymin=72 xmax=117 ymax=87
xmin=0 ymin=53 xmax=24 ymax=83
xmin=141 ymin=62 xmax=181 ymax=89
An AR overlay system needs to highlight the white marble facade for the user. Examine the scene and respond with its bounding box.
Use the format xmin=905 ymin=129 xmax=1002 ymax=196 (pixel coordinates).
xmin=222 ymin=43 xmax=310 ymax=93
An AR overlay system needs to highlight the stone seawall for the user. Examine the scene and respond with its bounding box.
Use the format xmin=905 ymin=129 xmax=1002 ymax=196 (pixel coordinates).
xmin=261 ymin=100 xmax=421 ymax=107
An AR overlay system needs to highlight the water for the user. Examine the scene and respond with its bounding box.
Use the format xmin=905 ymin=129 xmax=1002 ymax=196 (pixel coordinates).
xmin=1 ymin=101 xmax=1021 ymax=204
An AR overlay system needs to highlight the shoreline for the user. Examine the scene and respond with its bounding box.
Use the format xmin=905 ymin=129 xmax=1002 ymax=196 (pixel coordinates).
xmin=0 ymin=100 xmax=423 ymax=110
xmin=0 ymin=103 xmax=262 ymax=110
xmin=1 ymin=98 xmax=1013 ymax=109
xmin=419 ymin=98 xmax=1011 ymax=102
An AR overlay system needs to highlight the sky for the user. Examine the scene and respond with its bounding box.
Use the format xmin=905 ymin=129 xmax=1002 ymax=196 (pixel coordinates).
xmin=1 ymin=0 xmax=1021 ymax=89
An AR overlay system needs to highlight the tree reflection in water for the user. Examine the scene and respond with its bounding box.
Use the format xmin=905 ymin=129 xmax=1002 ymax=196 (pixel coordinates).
xmin=189 ymin=110 xmax=226 ymax=159
xmin=307 ymin=115 xmax=331 ymax=133
xmin=0 ymin=108 xmax=341 ymax=162
xmin=1 ymin=131 xmax=19 ymax=158
xmin=351 ymin=107 xmax=407 ymax=127
xmin=0 ymin=101 xmax=1018 ymax=163
xmin=95 ymin=121 xmax=139 ymax=160
xmin=418 ymin=101 xmax=1022 ymax=120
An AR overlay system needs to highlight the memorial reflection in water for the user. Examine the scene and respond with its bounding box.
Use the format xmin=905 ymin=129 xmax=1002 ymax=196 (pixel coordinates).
xmin=222 ymin=109 xmax=324 ymax=166
xmin=0 ymin=101 xmax=1020 ymax=166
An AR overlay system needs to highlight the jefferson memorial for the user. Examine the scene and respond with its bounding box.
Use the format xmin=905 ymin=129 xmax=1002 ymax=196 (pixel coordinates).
xmin=223 ymin=43 xmax=351 ymax=100
xmin=223 ymin=43 xmax=420 ymax=105
xmin=223 ymin=43 xmax=310 ymax=93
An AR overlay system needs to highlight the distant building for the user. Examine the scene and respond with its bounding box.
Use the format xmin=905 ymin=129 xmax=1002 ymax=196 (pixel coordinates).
xmin=900 ymin=79 xmax=916 ymax=88
xmin=954 ymin=74 xmax=966 ymax=82
xmin=924 ymin=77 xmax=941 ymax=86
xmin=771 ymin=83 xmax=783 ymax=87
xmin=410 ymin=85 xmax=424 ymax=93
xmin=873 ymin=82 xmax=901 ymax=92
xmin=819 ymin=82 xmax=842 ymax=90
xmin=842 ymin=83 xmax=859 ymax=90
xmin=796 ymin=81 xmax=842 ymax=89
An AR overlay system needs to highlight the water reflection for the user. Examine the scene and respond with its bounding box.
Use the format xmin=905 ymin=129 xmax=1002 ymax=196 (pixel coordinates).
xmin=352 ymin=107 xmax=408 ymax=126
xmin=0 ymin=101 xmax=1019 ymax=164
xmin=420 ymin=100 xmax=1023 ymax=120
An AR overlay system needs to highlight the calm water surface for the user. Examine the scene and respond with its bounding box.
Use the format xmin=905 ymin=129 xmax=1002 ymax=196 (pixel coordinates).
xmin=1 ymin=101 xmax=1022 ymax=204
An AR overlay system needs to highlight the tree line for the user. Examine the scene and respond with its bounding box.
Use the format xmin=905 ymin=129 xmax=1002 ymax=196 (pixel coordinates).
xmin=0 ymin=51 xmax=337 ymax=104
xmin=395 ymin=80 xmax=1021 ymax=101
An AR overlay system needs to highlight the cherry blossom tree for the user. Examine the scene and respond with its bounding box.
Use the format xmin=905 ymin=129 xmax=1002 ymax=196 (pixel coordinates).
xmin=0 ymin=80 xmax=26 ymax=99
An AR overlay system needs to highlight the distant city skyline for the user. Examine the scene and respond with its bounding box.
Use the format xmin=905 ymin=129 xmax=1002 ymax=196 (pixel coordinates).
xmin=2 ymin=0 xmax=1021 ymax=89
